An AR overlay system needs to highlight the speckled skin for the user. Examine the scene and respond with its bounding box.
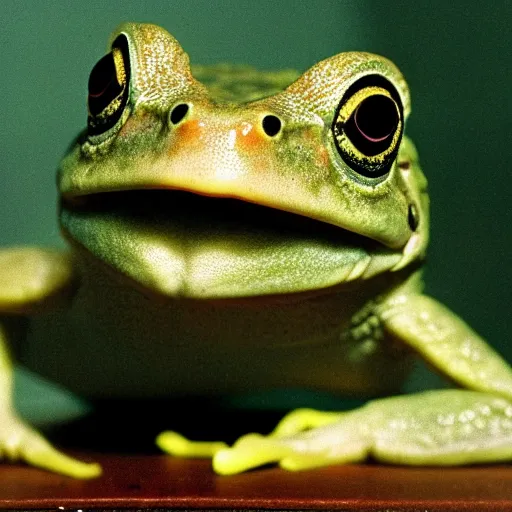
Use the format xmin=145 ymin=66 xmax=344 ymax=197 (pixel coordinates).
xmin=0 ymin=23 xmax=511 ymax=478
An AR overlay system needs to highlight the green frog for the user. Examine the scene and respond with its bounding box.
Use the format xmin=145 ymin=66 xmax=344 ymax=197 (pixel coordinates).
xmin=1 ymin=23 xmax=511 ymax=479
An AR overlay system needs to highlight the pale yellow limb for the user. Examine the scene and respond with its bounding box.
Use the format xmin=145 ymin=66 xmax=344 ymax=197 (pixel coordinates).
xmin=0 ymin=247 xmax=76 ymax=313
xmin=0 ymin=322 xmax=101 ymax=478
xmin=269 ymin=408 xmax=343 ymax=438
xmin=214 ymin=410 xmax=368 ymax=475
xmin=212 ymin=390 xmax=512 ymax=474
xmin=156 ymin=431 xmax=228 ymax=458
xmin=0 ymin=247 xmax=101 ymax=477
xmin=212 ymin=290 xmax=512 ymax=474
xmin=156 ymin=408 xmax=342 ymax=464
xmin=380 ymin=293 xmax=512 ymax=399
xmin=0 ymin=415 xmax=101 ymax=478
xmin=214 ymin=434 xmax=294 ymax=475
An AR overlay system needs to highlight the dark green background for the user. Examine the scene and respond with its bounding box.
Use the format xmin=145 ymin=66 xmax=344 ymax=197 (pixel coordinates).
xmin=1 ymin=1 xmax=510 ymax=419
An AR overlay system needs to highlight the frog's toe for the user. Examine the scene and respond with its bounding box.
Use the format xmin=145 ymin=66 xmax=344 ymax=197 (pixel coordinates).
xmin=270 ymin=408 xmax=343 ymax=437
xmin=214 ymin=423 xmax=369 ymax=474
xmin=1 ymin=419 xmax=101 ymax=479
xmin=214 ymin=411 xmax=373 ymax=474
xmin=156 ymin=430 xmax=227 ymax=458
xmin=213 ymin=434 xmax=293 ymax=475
xmin=23 ymin=438 xmax=102 ymax=479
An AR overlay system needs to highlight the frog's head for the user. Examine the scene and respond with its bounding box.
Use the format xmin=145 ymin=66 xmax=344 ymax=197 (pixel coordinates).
xmin=58 ymin=23 xmax=429 ymax=299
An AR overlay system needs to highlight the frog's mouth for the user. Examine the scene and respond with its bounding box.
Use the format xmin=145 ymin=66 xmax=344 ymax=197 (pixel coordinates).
xmin=60 ymin=189 xmax=401 ymax=299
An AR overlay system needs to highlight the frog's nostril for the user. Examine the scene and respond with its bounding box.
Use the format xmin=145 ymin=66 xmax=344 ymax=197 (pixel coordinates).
xmin=170 ymin=103 xmax=190 ymax=125
xmin=262 ymin=115 xmax=282 ymax=137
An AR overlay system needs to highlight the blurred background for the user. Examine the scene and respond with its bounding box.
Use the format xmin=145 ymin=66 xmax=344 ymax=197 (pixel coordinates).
xmin=1 ymin=1 xmax=510 ymax=427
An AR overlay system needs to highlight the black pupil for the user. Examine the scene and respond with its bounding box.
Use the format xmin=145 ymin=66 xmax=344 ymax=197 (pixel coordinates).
xmin=344 ymin=94 xmax=398 ymax=157
xmin=88 ymin=52 xmax=122 ymax=116
xmin=355 ymin=95 xmax=397 ymax=141
xmin=262 ymin=115 xmax=282 ymax=137
xmin=170 ymin=103 xmax=189 ymax=125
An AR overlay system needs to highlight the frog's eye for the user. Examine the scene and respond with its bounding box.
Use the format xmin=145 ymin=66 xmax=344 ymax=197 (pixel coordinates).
xmin=87 ymin=35 xmax=130 ymax=137
xmin=332 ymin=75 xmax=403 ymax=179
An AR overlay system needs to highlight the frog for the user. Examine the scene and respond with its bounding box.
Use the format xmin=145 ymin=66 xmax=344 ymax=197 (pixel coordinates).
xmin=1 ymin=22 xmax=511 ymax=479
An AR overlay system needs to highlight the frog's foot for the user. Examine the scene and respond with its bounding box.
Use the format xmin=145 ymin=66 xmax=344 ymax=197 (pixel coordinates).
xmin=212 ymin=390 xmax=512 ymax=475
xmin=0 ymin=414 xmax=101 ymax=478
xmin=156 ymin=431 xmax=228 ymax=458
xmin=213 ymin=419 xmax=365 ymax=474
xmin=155 ymin=412 xmax=340 ymax=462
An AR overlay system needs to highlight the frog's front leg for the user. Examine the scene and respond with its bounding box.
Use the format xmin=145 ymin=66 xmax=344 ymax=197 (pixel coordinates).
xmin=209 ymin=289 xmax=512 ymax=474
xmin=0 ymin=248 xmax=101 ymax=478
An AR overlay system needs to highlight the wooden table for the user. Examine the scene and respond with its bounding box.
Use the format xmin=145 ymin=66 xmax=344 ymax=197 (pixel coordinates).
xmin=1 ymin=455 xmax=511 ymax=511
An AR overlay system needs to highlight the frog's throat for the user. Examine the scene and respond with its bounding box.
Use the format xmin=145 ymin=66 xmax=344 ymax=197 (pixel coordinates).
xmin=60 ymin=189 xmax=402 ymax=299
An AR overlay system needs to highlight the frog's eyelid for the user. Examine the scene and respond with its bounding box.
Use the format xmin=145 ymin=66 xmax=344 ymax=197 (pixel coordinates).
xmin=283 ymin=52 xmax=409 ymax=120
xmin=112 ymin=23 xmax=205 ymax=109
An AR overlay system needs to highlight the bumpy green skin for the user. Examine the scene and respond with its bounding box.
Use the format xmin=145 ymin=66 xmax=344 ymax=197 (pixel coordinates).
xmin=0 ymin=23 xmax=511 ymax=478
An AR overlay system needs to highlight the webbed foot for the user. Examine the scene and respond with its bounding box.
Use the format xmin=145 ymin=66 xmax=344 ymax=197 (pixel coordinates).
xmin=170 ymin=390 xmax=512 ymax=474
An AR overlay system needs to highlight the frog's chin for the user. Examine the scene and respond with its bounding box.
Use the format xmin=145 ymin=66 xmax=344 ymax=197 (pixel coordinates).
xmin=60 ymin=190 xmax=402 ymax=299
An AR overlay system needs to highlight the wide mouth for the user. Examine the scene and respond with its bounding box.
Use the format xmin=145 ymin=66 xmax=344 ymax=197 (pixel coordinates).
xmin=63 ymin=189 xmax=373 ymax=245
xmin=60 ymin=189 xmax=400 ymax=298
